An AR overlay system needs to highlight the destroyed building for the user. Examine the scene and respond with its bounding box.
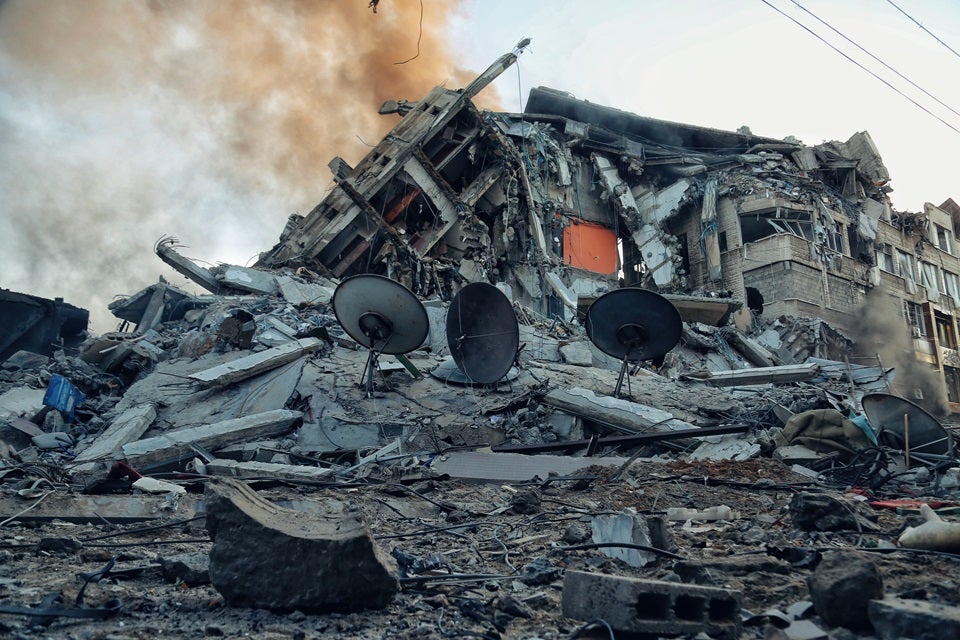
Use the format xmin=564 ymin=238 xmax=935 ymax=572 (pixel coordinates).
xmin=249 ymin=47 xmax=960 ymax=415
xmin=6 ymin=46 xmax=960 ymax=639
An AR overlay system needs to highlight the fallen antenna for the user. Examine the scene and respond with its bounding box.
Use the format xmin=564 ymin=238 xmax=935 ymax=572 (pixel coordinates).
xmin=585 ymin=288 xmax=682 ymax=398
xmin=332 ymin=274 xmax=428 ymax=396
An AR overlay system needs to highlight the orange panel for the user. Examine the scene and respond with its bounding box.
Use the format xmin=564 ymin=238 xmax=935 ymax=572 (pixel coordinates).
xmin=562 ymin=221 xmax=618 ymax=274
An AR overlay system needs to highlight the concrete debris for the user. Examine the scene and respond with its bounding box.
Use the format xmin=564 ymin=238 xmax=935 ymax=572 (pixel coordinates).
xmin=204 ymin=478 xmax=399 ymax=613
xmin=3 ymin=44 xmax=960 ymax=639
xmin=807 ymin=551 xmax=883 ymax=630
xmin=868 ymin=597 xmax=960 ymax=640
xmin=561 ymin=570 xmax=742 ymax=639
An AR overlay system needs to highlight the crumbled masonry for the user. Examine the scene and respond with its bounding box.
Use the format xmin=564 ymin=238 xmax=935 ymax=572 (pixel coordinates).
xmin=3 ymin=45 xmax=960 ymax=638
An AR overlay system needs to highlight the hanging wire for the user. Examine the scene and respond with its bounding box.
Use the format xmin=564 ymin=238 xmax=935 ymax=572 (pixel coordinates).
xmin=791 ymin=0 xmax=960 ymax=120
xmin=761 ymin=0 xmax=960 ymax=136
xmin=886 ymin=0 xmax=960 ymax=62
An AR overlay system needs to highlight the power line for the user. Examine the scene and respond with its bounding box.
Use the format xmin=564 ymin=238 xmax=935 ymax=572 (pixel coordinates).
xmin=791 ymin=0 xmax=960 ymax=121
xmin=886 ymin=0 xmax=960 ymax=62
xmin=761 ymin=0 xmax=960 ymax=136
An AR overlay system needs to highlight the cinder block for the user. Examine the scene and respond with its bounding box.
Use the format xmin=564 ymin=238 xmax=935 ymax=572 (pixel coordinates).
xmin=561 ymin=570 xmax=741 ymax=640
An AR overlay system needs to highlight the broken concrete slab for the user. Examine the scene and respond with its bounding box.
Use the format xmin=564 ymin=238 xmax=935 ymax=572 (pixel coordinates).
xmin=204 ymin=478 xmax=399 ymax=613
xmin=212 ymin=264 xmax=279 ymax=295
xmin=187 ymin=337 xmax=323 ymax=388
xmin=543 ymin=387 xmax=694 ymax=433
xmin=428 ymin=450 xmax=630 ymax=483
xmin=274 ymin=274 xmax=334 ymax=306
xmin=686 ymin=434 xmax=761 ymax=461
xmin=562 ymin=570 xmax=741 ymax=640
xmin=72 ymin=403 xmax=157 ymax=466
xmin=0 ymin=492 xmax=196 ymax=524
xmin=204 ymin=459 xmax=335 ymax=482
xmin=0 ymin=387 xmax=46 ymax=420
xmin=685 ymin=363 xmax=820 ymax=387
xmin=591 ymin=509 xmax=659 ymax=567
xmin=559 ymin=341 xmax=593 ymax=367
xmin=155 ymin=237 xmax=223 ymax=294
xmin=868 ymin=597 xmax=960 ymax=640
xmin=121 ymin=409 xmax=303 ymax=470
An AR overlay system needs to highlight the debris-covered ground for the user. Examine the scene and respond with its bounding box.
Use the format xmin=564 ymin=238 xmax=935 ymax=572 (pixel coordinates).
xmin=5 ymin=43 xmax=960 ymax=640
xmin=3 ymin=318 xmax=960 ymax=639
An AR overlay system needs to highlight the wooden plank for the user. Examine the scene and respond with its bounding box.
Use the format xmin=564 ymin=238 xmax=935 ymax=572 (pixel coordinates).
xmin=72 ymin=403 xmax=157 ymax=464
xmin=122 ymin=409 xmax=302 ymax=470
xmin=188 ymin=338 xmax=323 ymax=389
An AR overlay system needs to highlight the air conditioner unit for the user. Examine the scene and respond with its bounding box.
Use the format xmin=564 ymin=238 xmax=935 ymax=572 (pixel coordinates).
xmin=911 ymin=327 xmax=923 ymax=338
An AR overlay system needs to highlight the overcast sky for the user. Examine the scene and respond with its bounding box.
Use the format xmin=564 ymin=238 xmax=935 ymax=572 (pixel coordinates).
xmin=455 ymin=0 xmax=960 ymax=212
xmin=2 ymin=0 xmax=958 ymax=332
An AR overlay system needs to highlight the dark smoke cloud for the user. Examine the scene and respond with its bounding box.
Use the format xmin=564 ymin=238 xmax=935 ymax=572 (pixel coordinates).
xmin=0 ymin=0 xmax=492 ymax=332
xmin=851 ymin=291 xmax=949 ymax=416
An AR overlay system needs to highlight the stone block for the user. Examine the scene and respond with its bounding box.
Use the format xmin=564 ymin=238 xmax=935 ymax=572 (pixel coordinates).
xmin=160 ymin=551 xmax=210 ymax=586
xmin=807 ymin=551 xmax=882 ymax=630
xmin=204 ymin=478 xmax=398 ymax=613
xmin=562 ymin=570 xmax=741 ymax=639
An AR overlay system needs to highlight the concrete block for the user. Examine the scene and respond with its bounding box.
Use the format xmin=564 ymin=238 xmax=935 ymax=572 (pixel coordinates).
xmin=807 ymin=551 xmax=882 ymax=630
xmin=204 ymin=478 xmax=399 ymax=613
xmin=869 ymin=597 xmax=960 ymax=640
xmin=562 ymin=570 xmax=741 ymax=640
xmin=160 ymin=551 xmax=210 ymax=586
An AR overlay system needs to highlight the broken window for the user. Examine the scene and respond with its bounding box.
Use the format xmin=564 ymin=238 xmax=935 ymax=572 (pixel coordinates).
xmin=821 ymin=221 xmax=845 ymax=255
xmin=935 ymin=312 xmax=957 ymax=349
xmin=920 ymin=262 xmax=941 ymax=301
xmin=876 ymin=244 xmax=895 ymax=273
xmin=904 ymin=301 xmax=926 ymax=339
xmin=933 ymin=223 xmax=953 ymax=255
xmin=896 ymin=250 xmax=916 ymax=282
xmin=740 ymin=208 xmax=812 ymax=244
xmin=945 ymin=271 xmax=960 ymax=305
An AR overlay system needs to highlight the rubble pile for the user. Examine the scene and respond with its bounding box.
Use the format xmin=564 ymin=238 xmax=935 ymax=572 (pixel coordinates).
xmin=3 ymin=45 xmax=960 ymax=639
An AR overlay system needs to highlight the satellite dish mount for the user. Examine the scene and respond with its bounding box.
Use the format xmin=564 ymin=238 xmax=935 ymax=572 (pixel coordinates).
xmin=332 ymin=275 xmax=428 ymax=397
xmin=585 ymin=288 xmax=682 ymax=398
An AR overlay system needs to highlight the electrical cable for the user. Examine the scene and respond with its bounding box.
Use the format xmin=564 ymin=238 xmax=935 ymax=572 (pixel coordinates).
xmin=761 ymin=0 xmax=960 ymax=136
xmin=791 ymin=0 xmax=960 ymax=121
xmin=886 ymin=0 xmax=960 ymax=62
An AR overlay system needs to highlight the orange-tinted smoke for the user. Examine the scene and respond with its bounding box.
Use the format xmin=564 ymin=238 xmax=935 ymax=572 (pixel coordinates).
xmin=3 ymin=0 xmax=481 ymax=195
xmin=0 ymin=1 xmax=500 ymax=331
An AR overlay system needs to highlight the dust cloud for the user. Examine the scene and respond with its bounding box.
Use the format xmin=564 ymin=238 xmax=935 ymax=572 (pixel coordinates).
xmin=851 ymin=291 xmax=949 ymax=416
xmin=0 ymin=0 xmax=494 ymax=332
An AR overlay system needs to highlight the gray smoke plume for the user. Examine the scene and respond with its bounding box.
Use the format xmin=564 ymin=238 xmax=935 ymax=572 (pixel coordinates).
xmin=851 ymin=291 xmax=949 ymax=416
xmin=0 ymin=0 xmax=491 ymax=332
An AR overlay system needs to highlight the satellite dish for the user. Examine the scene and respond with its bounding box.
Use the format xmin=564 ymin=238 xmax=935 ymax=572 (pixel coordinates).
xmin=332 ymin=274 xmax=428 ymax=394
xmin=444 ymin=283 xmax=519 ymax=385
xmin=861 ymin=393 xmax=954 ymax=465
xmin=585 ymin=288 xmax=682 ymax=397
